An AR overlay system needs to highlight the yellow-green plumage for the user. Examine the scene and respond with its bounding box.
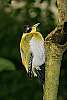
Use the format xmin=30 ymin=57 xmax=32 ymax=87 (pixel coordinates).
xmin=20 ymin=23 xmax=45 ymax=77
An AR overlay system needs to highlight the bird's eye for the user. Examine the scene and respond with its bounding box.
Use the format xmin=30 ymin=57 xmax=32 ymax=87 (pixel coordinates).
xmin=25 ymin=25 xmax=32 ymax=33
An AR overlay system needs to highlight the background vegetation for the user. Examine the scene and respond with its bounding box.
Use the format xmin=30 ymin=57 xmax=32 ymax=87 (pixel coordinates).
xmin=0 ymin=0 xmax=67 ymax=100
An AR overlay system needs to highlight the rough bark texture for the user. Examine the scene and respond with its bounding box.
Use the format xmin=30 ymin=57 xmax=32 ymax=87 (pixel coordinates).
xmin=64 ymin=0 xmax=67 ymax=21
xmin=43 ymin=0 xmax=67 ymax=100
xmin=43 ymin=42 xmax=64 ymax=100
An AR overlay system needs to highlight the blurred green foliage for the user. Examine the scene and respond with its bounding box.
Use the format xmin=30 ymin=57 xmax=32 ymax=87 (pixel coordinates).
xmin=0 ymin=71 xmax=42 ymax=100
xmin=0 ymin=0 xmax=67 ymax=100
xmin=0 ymin=58 xmax=15 ymax=71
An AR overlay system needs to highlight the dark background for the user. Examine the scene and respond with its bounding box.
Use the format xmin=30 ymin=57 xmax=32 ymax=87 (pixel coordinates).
xmin=0 ymin=0 xmax=67 ymax=100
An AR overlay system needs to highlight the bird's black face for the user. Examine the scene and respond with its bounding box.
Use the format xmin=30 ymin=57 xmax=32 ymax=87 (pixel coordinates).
xmin=25 ymin=25 xmax=32 ymax=33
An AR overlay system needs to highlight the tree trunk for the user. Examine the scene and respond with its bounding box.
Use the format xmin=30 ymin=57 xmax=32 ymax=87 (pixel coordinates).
xmin=43 ymin=42 xmax=64 ymax=100
xmin=43 ymin=0 xmax=67 ymax=100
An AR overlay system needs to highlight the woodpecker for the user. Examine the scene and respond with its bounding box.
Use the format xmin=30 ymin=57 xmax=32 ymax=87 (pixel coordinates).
xmin=20 ymin=23 xmax=45 ymax=84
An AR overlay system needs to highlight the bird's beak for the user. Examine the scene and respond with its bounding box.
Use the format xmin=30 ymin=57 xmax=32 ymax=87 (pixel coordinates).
xmin=31 ymin=23 xmax=40 ymax=32
xmin=33 ymin=23 xmax=40 ymax=28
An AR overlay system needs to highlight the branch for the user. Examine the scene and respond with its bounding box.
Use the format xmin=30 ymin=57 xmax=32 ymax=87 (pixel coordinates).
xmin=64 ymin=0 xmax=67 ymax=22
xmin=57 ymin=0 xmax=67 ymax=23
xmin=57 ymin=0 xmax=65 ymax=25
xmin=45 ymin=25 xmax=64 ymax=43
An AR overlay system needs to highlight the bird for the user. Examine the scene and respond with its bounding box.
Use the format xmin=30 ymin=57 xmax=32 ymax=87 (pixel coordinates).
xmin=20 ymin=23 xmax=45 ymax=84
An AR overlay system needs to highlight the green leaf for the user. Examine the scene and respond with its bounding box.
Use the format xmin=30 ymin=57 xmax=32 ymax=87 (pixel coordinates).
xmin=0 ymin=58 xmax=16 ymax=71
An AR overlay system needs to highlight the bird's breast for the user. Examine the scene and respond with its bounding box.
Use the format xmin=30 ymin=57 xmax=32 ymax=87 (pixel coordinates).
xmin=29 ymin=37 xmax=45 ymax=67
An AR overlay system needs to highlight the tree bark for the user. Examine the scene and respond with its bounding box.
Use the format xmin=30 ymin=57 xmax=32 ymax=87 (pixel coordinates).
xmin=43 ymin=0 xmax=67 ymax=100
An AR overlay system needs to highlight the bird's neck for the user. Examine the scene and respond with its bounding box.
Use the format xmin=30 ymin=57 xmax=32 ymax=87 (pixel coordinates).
xmin=31 ymin=27 xmax=36 ymax=32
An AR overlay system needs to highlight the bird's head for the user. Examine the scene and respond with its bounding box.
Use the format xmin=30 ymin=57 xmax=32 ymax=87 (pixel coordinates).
xmin=24 ymin=23 xmax=40 ymax=33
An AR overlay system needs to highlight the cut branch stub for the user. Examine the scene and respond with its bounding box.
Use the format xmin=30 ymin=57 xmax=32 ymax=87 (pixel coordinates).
xmin=45 ymin=24 xmax=67 ymax=46
xmin=45 ymin=25 xmax=64 ymax=44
